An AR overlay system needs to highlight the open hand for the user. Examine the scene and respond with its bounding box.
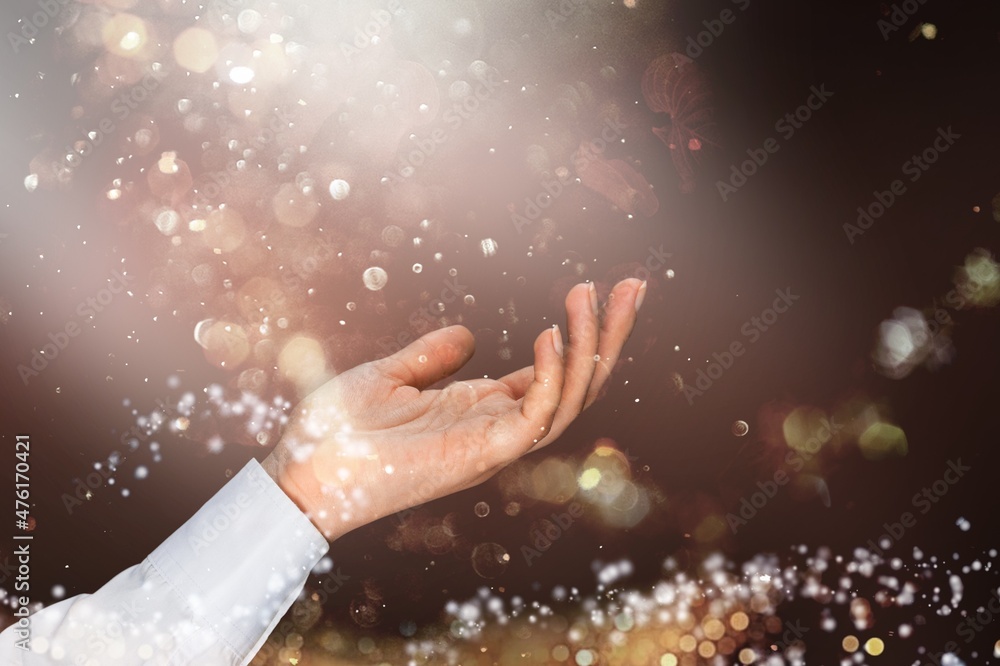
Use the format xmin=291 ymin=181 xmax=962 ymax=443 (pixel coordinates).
xmin=263 ymin=279 xmax=646 ymax=540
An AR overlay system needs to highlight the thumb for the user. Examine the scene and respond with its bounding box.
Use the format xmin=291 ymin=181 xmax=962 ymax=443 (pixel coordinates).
xmin=373 ymin=325 xmax=476 ymax=390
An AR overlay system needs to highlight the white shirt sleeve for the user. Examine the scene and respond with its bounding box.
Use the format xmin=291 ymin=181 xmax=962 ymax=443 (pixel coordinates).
xmin=0 ymin=458 xmax=329 ymax=665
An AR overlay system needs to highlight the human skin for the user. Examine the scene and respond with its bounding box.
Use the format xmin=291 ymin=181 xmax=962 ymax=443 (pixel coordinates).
xmin=262 ymin=278 xmax=646 ymax=540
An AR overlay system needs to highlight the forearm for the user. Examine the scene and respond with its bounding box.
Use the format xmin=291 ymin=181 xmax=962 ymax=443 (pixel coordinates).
xmin=0 ymin=460 xmax=329 ymax=665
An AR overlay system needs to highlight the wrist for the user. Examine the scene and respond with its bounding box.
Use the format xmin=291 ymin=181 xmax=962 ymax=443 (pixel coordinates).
xmin=262 ymin=445 xmax=344 ymax=541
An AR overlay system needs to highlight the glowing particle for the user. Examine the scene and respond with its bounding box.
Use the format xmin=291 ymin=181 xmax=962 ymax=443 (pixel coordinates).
xmin=666 ymin=269 xmax=675 ymax=278
xmin=119 ymin=31 xmax=142 ymax=51
xmin=732 ymin=420 xmax=749 ymax=437
xmin=362 ymin=267 xmax=388 ymax=291
xmin=329 ymin=179 xmax=351 ymax=200
xmin=842 ymin=635 xmax=859 ymax=652
xmin=229 ymin=66 xmax=255 ymax=84
xmin=921 ymin=23 xmax=937 ymax=39
xmin=703 ymin=618 xmax=725 ymax=640
xmin=134 ymin=466 xmax=148 ymax=480
xmin=156 ymin=152 xmax=181 ymax=175
xmin=864 ymin=637 xmax=884 ymax=656
xmin=474 ymin=501 xmax=490 ymax=517
xmin=956 ymin=517 xmax=971 ymax=531
xmin=480 ymin=238 xmax=499 ymax=257
xmin=579 ymin=467 xmax=601 ymax=490
xmin=103 ymin=14 xmax=148 ymax=57
xmin=237 ymin=9 xmax=263 ymax=33
xmin=412 ymin=263 xmax=423 ymax=273
xmin=154 ymin=209 xmax=180 ymax=235
xmin=24 ymin=174 xmax=38 ymax=192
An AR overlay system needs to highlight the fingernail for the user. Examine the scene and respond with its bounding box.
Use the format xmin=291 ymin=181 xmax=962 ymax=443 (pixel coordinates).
xmin=551 ymin=324 xmax=564 ymax=356
xmin=588 ymin=282 xmax=599 ymax=316
xmin=634 ymin=281 xmax=647 ymax=313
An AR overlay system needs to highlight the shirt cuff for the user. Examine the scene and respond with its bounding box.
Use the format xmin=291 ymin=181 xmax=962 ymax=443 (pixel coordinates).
xmin=147 ymin=458 xmax=329 ymax=662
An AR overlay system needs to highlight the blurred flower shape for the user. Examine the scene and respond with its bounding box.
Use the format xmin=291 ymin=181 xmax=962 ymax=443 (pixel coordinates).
xmin=873 ymin=307 xmax=936 ymax=379
xmin=573 ymin=142 xmax=659 ymax=217
xmin=642 ymin=53 xmax=719 ymax=193
xmin=955 ymin=248 xmax=1000 ymax=308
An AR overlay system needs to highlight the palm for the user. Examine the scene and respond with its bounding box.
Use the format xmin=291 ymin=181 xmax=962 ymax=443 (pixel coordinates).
xmin=270 ymin=279 xmax=645 ymax=540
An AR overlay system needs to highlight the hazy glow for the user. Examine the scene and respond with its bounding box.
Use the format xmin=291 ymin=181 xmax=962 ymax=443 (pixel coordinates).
xmin=173 ymin=28 xmax=218 ymax=73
